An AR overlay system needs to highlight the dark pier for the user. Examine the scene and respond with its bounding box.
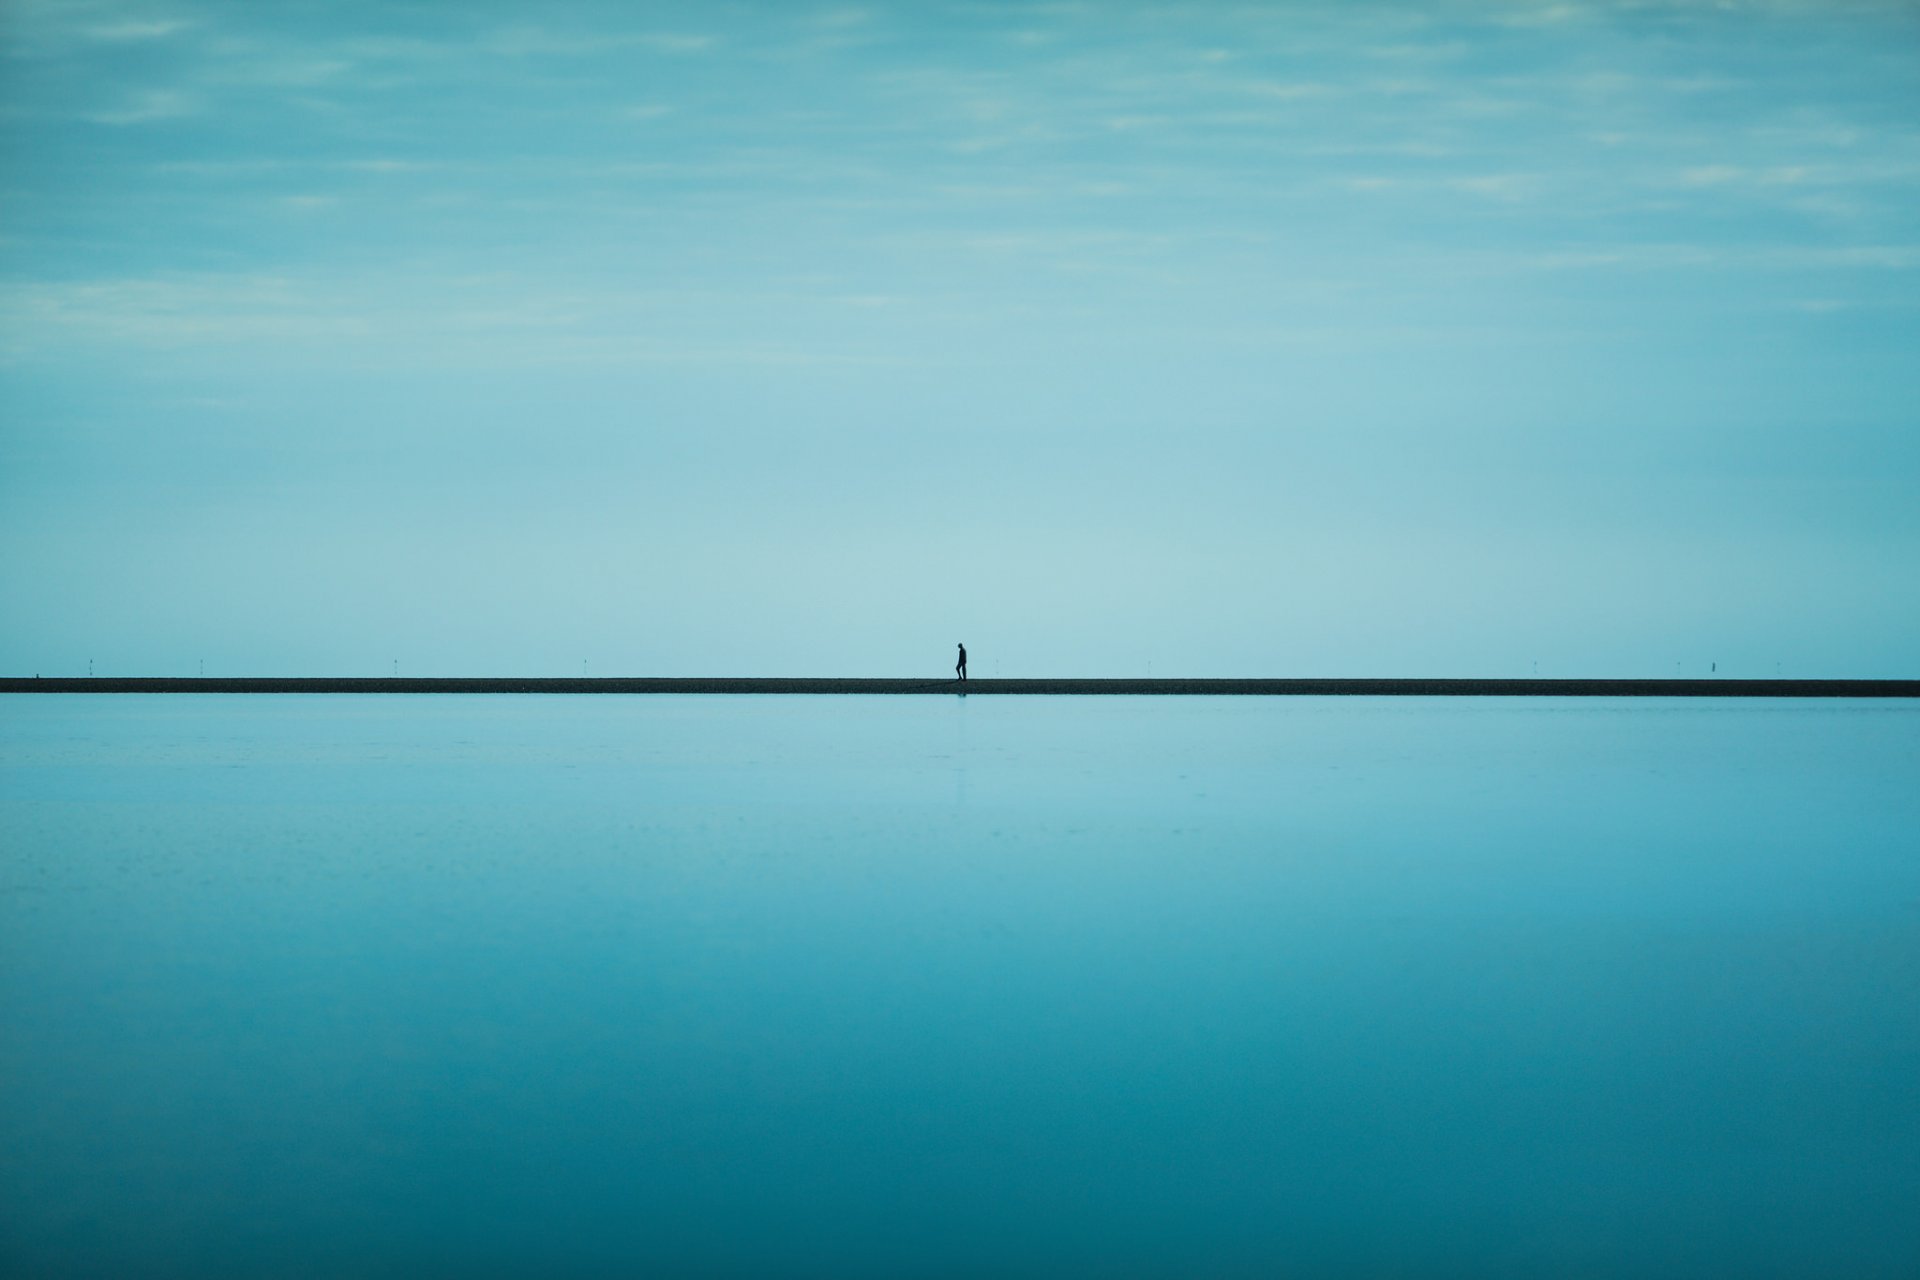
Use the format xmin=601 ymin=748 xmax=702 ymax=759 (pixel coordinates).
xmin=3 ymin=677 xmax=1915 ymax=697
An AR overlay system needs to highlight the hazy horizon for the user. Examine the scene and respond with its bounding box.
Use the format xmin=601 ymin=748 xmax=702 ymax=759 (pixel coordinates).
xmin=4 ymin=0 xmax=1917 ymax=678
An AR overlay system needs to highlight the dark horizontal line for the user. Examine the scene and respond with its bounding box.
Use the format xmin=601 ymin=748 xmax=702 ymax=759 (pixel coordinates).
xmin=3 ymin=678 xmax=1917 ymax=697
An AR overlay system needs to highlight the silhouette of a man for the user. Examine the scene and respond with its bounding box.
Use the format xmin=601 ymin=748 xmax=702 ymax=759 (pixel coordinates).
xmin=956 ymin=643 xmax=967 ymax=683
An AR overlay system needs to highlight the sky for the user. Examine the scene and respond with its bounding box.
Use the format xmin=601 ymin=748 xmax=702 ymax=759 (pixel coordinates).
xmin=2 ymin=0 xmax=1917 ymax=678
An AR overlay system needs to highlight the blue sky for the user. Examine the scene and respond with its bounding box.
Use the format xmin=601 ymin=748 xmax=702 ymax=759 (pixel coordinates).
xmin=3 ymin=0 xmax=1917 ymax=677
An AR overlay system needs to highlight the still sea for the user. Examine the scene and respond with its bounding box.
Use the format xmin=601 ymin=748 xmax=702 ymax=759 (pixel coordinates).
xmin=3 ymin=694 xmax=1917 ymax=1278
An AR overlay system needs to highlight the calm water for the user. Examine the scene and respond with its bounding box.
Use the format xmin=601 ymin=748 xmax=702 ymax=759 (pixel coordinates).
xmin=3 ymin=694 xmax=1917 ymax=1278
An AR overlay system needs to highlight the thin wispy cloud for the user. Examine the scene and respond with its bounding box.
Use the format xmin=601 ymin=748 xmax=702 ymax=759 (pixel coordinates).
xmin=80 ymin=87 xmax=197 ymax=123
xmin=83 ymin=17 xmax=193 ymax=41
xmin=481 ymin=26 xmax=717 ymax=58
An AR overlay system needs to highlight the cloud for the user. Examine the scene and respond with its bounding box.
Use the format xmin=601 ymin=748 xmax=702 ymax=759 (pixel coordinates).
xmin=1446 ymin=173 xmax=1537 ymax=199
xmin=210 ymin=55 xmax=357 ymax=89
xmin=0 ymin=3 xmax=195 ymax=55
xmin=1803 ymin=245 xmax=1920 ymax=269
xmin=1239 ymin=80 xmax=1330 ymax=101
xmin=343 ymin=158 xmax=434 ymax=173
xmin=1494 ymin=1 xmax=1593 ymax=27
xmin=1678 ymin=164 xmax=1828 ymax=189
xmin=83 ymin=17 xmax=193 ymax=41
xmin=82 ymin=89 xmax=197 ymax=125
xmin=482 ymin=26 xmax=716 ymax=58
xmin=810 ymin=8 xmax=875 ymax=28
xmin=0 ymin=273 xmax=929 ymax=370
xmin=1509 ymin=243 xmax=1920 ymax=272
xmin=1326 ymin=170 xmax=1544 ymax=203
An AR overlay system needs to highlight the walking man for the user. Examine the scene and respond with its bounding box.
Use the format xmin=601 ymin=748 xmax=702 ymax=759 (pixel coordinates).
xmin=956 ymin=643 xmax=967 ymax=683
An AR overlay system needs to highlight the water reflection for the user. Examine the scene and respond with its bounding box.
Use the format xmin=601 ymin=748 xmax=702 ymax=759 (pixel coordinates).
xmin=3 ymin=695 xmax=1917 ymax=1277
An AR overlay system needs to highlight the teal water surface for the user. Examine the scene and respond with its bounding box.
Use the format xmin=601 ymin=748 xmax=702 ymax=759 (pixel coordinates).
xmin=3 ymin=695 xmax=1918 ymax=1277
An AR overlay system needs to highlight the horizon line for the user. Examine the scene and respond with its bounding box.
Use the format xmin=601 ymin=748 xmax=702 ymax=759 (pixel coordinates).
xmin=4 ymin=677 xmax=1917 ymax=698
